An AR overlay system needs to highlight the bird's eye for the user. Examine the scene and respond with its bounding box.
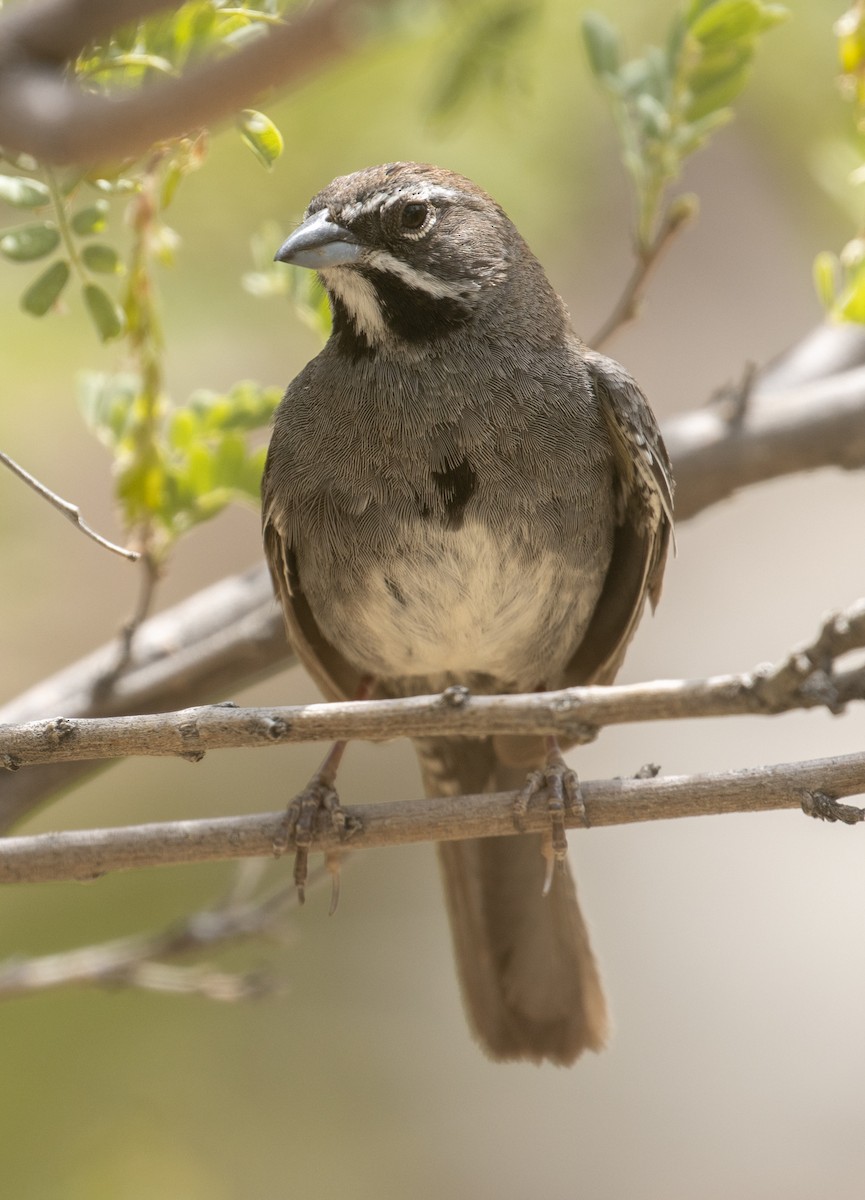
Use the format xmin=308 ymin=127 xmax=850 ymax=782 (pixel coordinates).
xmin=400 ymin=201 xmax=430 ymax=231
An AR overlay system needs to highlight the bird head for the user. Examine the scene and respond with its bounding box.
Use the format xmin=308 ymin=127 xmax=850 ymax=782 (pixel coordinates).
xmin=275 ymin=162 xmax=557 ymax=353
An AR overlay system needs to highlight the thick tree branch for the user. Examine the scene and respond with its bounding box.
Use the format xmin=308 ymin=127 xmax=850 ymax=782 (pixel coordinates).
xmin=0 ymin=567 xmax=288 ymax=832
xmin=1 ymin=750 xmax=863 ymax=886
xmin=667 ymin=359 xmax=865 ymax=520
xmin=0 ymin=0 xmax=390 ymax=164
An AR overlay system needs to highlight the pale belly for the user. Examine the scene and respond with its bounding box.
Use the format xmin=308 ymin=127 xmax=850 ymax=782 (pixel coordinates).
xmin=310 ymin=518 xmax=609 ymax=692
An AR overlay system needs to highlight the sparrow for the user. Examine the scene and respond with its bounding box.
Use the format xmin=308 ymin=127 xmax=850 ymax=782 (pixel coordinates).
xmin=262 ymin=162 xmax=673 ymax=1065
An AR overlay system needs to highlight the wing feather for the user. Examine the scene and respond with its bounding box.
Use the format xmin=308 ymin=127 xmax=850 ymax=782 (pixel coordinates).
xmin=563 ymin=350 xmax=674 ymax=686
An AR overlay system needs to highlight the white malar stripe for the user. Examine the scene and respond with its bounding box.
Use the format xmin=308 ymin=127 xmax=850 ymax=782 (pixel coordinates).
xmin=319 ymin=267 xmax=387 ymax=343
xmin=364 ymin=248 xmax=475 ymax=300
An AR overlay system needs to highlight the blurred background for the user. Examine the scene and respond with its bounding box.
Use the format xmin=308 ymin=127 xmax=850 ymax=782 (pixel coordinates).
xmin=2 ymin=1 xmax=865 ymax=1196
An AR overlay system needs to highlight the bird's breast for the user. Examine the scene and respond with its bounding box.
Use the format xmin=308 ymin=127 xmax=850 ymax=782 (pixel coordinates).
xmin=306 ymin=515 xmax=610 ymax=692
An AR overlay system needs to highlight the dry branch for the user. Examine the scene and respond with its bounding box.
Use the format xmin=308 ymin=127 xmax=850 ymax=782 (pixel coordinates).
xmin=0 ymin=0 xmax=391 ymax=163
xmin=1 ymin=749 xmax=864 ymax=887
xmin=0 ymin=450 xmax=139 ymax=561
xmin=0 ymin=876 xmax=299 ymax=999
xmin=3 ymin=593 xmax=865 ymax=768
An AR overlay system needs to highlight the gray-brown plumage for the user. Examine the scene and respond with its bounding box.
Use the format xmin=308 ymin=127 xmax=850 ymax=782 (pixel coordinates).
xmin=262 ymin=162 xmax=673 ymax=1065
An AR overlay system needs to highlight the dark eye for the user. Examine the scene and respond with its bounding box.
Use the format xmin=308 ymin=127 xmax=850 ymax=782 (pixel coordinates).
xmin=400 ymin=201 xmax=430 ymax=231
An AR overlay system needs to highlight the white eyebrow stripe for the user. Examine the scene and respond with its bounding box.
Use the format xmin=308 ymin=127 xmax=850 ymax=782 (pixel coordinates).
xmin=364 ymin=249 xmax=477 ymax=299
xmin=340 ymin=184 xmax=464 ymax=222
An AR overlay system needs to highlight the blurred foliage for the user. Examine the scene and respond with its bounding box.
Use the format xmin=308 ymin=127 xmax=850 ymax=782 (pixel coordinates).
xmin=243 ymin=218 xmax=333 ymax=340
xmin=79 ymin=375 xmax=281 ymax=539
xmin=814 ymin=1 xmax=865 ymax=322
xmin=582 ymin=0 xmax=787 ymax=252
xmin=0 ymin=1 xmax=293 ymax=568
xmin=429 ymin=1 xmax=539 ymax=119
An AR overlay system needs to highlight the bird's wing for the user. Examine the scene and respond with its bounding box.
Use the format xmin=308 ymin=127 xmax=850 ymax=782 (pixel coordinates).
xmin=262 ymin=501 xmax=363 ymax=704
xmin=563 ymin=349 xmax=674 ymax=686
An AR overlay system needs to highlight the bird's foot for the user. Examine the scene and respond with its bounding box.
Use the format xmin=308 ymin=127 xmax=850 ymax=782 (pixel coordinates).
xmin=273 ymin=772 xmax=357 ymax=912
xmin=514 ymin=745 xmax=585 ymax=896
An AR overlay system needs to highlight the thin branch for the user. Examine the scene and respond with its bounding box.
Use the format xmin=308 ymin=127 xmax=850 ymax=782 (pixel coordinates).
xmin=1 ymin=749 xmax=864 ymax=887
xmin=0 ymin=889 xmax=287 ymax=1000
xmin=0 ymin=449 xmax=139 ymax=561
xmin=589 ymin=197 xmax=695 ymax=350
xmin=97 ymin=549 xmax=163 ymax=696
xmin=0 ymin=860 xmax=337 ymax=1000
xmin=0 ymin=0 xmax=393 ymax=164
xmin=3 ymin=598 xmax=863 ymax=768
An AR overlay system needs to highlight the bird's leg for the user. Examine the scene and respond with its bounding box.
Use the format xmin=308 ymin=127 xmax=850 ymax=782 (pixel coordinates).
xmin=275 ymin=679 xmax=371 ymax=909
xmin=514 ymin=736 xmax=586 ymax=896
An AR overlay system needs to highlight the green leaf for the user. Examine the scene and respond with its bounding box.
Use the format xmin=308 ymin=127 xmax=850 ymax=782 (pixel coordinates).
xmin=0 ymin=222 xmax=60 ymax=262
xmin=430 ymin=4 xmax=537 ymax=119
xmin=636 ymin=93 xmax=671 ymax=139
xmin=582 ymin=11 xmax=621 ymax=79
xmin=167 ymin=407 xmax=197 ymax=451
xmin=160 ymin=161 xmax=185 ymax=209
xmin=71 ymin=201 xmax=110 ymax=235
xmin=82 ymin=242 xmax=122 ymax=273
xmin=0 ymin=174 xmax=51 ymax=208
xmin=82 ymin=283 xmax=125 ymax=341
xmin=685 ymin=69 xmax=750 ymax=123
xmin=20 ymin=260 xmax=70 ymax=315
xmin=838 ymin=271 xmax=865 ymax=323
xmin=237 ymin=109 xmax=283 ymax=169
xmin=688 ymin=0 xmax=787 ymax=46
xmin=673 ymin=109 xmax=733 ymax=155
xmin=813 ymin=251 xmax=838 ymax=311
xmin=78 ymin=371 xmax=141 ymax=448
xmin=689 ymin=0 xmax=763 ymax=46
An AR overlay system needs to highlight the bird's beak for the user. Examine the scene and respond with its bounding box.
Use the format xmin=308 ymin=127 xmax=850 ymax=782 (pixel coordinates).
xmin=274 ymin=209 xmax=363 ymax=270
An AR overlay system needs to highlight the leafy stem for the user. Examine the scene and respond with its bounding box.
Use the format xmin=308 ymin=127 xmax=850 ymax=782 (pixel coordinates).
xmin=590 ymin=195 xmax=696 ymax=350
xmin=43 ymin=165 xmax=87 ymax=284
xmin=583 ymin=0 xmax=787 ymax=329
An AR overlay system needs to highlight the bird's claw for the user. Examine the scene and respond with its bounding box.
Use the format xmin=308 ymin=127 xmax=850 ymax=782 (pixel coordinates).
xmin=514 ymin=756 xmax=585 ymax=896
xmin=274 ymin=776 xmax=348 ymax=905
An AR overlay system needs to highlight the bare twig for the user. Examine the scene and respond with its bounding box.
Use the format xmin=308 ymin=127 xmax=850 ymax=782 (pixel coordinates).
xmin=589 ymin=197 xmax=695 ymax=350
xmin=2 ymin=597 xmax=863 ymax=768
xmin=0 ymin=860 xmax=337 ymax=1000
xmin=0 ymin=0 xmax=393 ymax=164
xmin=0 ymin=883 xmax=290 ymax=1000
xmin=0 ymin=449 xmax=139 ymax=561
xmin=711 ymin=361 xmax=758 ymax=428
xmin=1 ymin=749 xmax=863 ymax=886
xmin=97 ymin=549 xmax=163 ymax=695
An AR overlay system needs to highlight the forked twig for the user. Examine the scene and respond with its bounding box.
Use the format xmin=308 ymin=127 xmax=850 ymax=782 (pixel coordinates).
xmin=1 ymin=450 xmax=138 ymax=562
xmin=590 ymin=198 xmax=695 ymax=350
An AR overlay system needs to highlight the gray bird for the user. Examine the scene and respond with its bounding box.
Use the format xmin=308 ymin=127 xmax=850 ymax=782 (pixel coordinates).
xmin=262 ymin=162 xmax=673 ymax=1065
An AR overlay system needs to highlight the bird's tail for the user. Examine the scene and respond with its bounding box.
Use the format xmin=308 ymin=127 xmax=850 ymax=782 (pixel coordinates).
xmin=415 ymin=736 xmax=608 ymax=1066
